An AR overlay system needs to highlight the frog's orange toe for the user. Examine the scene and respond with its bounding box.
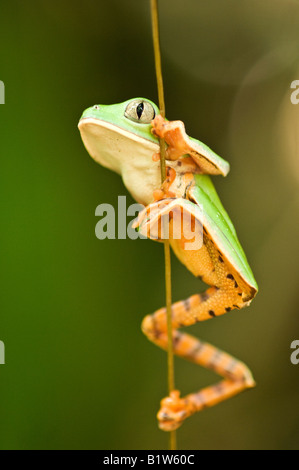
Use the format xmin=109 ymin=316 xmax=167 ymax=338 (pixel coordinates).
xmin=157 ymin=390 xmax=191 ymax=431
xmin=153 ymin=189 xmax=166 ymax=201
xmin=151 ymin=115 xmax=166 ymax=138
xmin=152 ymin=151 xmax=160 ymax=162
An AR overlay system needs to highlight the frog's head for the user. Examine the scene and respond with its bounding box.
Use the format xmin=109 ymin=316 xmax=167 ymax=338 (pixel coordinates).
xmin=78 ymin=98 xmax=160 ymax=173
xmin=78 ymin=98 xmax=161 ymax=204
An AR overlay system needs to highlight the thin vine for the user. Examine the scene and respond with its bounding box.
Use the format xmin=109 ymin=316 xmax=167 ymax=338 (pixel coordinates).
xmin=150 ymin=0 xmax=176 ymax=451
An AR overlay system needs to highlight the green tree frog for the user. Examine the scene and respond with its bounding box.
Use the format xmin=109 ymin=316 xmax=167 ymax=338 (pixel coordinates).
xmin=78 ymin=98 xmax=258 ymax=432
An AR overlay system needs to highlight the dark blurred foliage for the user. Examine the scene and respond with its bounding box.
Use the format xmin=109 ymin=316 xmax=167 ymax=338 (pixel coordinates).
xmin=0 ymin=0 xmax=299 ymax=450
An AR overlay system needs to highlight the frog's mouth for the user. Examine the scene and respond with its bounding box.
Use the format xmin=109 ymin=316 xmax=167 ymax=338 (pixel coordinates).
xmin=78 ymin=117 xmax=160 ymax=174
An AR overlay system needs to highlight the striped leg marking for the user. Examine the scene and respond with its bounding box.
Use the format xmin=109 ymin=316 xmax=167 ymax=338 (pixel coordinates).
xmin=142 ymin=289 xmax=255 ymax=431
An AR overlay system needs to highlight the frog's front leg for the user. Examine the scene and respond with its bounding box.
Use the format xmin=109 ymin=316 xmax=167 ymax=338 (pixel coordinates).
xmin=151 ymin=115 xmax=229 ymax=176
xmin=135 ymin=198 xmax=255 ymax=431
xmin=151 ymin=115 xmax=191 ymax=162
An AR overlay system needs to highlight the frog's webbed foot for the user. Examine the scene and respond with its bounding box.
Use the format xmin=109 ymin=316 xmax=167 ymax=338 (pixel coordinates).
xmin=132 ymin=198 xmax=174 ymax=237
xmin=157 ymin=390 xmax=194 ymax=431
xmin=132 ymin=197 xmax=202 ymax=248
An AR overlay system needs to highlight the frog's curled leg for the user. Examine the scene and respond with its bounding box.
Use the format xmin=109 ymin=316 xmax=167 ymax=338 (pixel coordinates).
xmin=134 ymin=198 xmax=256 ymax=432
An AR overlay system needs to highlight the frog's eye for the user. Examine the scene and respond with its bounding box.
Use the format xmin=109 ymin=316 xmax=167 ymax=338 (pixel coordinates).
xmin=93 ymin=105 xmax=100 ymax=110
xmin=124 ymin=99 xmax=155 ymax=124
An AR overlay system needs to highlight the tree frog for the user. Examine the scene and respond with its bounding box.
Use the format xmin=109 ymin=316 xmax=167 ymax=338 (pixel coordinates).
xmin=78 ymin=98 xmax=258 ymax=432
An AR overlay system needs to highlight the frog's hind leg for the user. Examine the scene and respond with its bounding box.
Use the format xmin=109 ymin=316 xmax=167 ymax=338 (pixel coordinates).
xmin=142 ymin=293 xmax=255 ymax=431
xmin=136 ymin=198 xmax=256 ymax=431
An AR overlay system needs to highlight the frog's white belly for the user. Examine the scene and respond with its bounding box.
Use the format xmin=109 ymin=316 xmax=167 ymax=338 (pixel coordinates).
xmin=79 ymin=118 xmax=161 ymax=205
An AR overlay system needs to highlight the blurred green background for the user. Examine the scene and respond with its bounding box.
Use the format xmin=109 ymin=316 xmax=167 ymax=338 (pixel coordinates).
xmin=1 ymin=0 xmax=299 ymax=450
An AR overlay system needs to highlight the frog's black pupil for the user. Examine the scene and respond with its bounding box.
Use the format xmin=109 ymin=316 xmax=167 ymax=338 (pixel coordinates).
xmin=136 ymin=102 xmax=144 ymax=119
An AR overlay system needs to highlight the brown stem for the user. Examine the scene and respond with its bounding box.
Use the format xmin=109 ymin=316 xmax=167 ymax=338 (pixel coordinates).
xmin=150 ymin=0 xmax=176 ymax=451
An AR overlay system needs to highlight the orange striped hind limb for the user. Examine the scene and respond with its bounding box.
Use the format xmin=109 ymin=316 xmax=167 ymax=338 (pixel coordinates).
xmin=135 ymin=197 xmax=256 ymax=431
xmin=142 ymin=304 xmax=255 ymax=431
